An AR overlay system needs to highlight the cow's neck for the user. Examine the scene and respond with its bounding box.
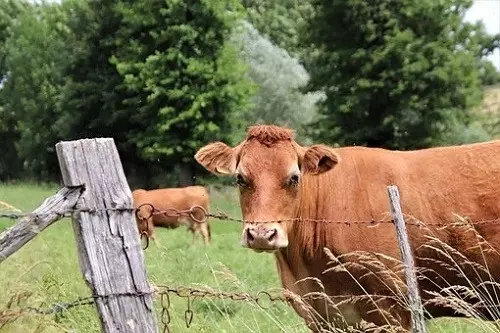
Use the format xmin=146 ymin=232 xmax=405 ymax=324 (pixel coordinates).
xmin=274 ymin=249 xmax=320 ymax=298
xmin=275 ymin=247 xmax=330 ymax=293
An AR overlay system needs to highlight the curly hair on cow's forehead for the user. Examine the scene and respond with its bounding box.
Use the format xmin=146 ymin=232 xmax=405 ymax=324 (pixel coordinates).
xmin=245 ymin=125 xmax=295 ymax=146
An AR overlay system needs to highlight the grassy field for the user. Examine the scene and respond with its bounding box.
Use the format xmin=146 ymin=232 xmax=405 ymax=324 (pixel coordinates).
xmin=0 ymin=183 xmax=496 ymax=332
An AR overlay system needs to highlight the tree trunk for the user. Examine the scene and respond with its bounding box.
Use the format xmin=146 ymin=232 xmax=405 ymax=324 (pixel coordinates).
xmin=178 ymin=163 xmax=195 ymax=187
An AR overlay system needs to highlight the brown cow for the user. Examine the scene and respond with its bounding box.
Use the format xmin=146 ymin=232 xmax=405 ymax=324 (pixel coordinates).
xmin=195 ymin=124 xmax=500 ymax=332
xmin=132 ymin=186 xmax=211 ymax=246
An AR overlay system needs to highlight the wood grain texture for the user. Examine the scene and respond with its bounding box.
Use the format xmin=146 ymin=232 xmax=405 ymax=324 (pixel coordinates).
xmin=56 ymin=138 xmax=157 ymax=333
xmin=387 ymin=185 xmax=427 ymax=333
xmin=0 ymin=186 xmax=83 ymax=264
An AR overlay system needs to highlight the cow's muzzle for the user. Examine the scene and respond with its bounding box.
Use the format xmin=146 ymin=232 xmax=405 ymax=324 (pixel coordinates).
xmin=241 ymin=225 xmax=288 ymax=252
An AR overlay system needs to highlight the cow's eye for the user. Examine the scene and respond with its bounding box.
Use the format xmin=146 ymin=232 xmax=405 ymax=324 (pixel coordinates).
xmin=236 ymin=174 xmax=247 ymax=187
xmin=288 ymin=174 xmax=300 ymax=187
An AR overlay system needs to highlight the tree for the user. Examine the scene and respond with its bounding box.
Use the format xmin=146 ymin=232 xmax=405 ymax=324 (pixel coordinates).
xmin=0 ymin=0 xmax=30 ymax=180
xmin=58 ymin=0 xmax=159 ymax=187
xmin=0 ymin=1 xmax=72 ymax=181
xmin=302 ymin=0 xmax=500 ymax=149
xmin=478 ymin=59 xmax=500 ymax=86
xmin=233 ymin=20 xmax=323 ymax=144
xmin=113 ymin=0 xmax=254 ymax=185
xmin=240 ymin=0 xmax=314 ymax=56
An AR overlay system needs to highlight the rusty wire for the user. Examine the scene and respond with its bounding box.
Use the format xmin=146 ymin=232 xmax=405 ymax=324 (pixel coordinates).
xmin=4 ymin=283 xmax=477 ymax=331
xmin=4 ymin=283 xmax=500 ymax=332
xmin=154 ymin=285 xmax=290 ymax=333
xmin=0 ymin=285 xmax=291 ymax=331
xmin=3 ymin=199 xmax=500 ymax=330
xmin=0 ymin=206 xmax=466 ymax=226
xmin=3 ymin=202 xmax=500 ymax=254
xmin=0 ymin=293 xmax=95 ymax=329
xmin=3 ymin=204 xmax=500 ymax=228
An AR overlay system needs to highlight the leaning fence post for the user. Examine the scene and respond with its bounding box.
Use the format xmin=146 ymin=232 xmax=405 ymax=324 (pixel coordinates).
xmin=56 ymin=138 xmax=158 ymax=333
xmin=387 ymin=185 xmax=427 ymax=333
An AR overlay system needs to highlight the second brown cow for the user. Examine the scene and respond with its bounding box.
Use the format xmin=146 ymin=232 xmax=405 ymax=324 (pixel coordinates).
xmin=132 ymin=186 xmax=211 ymax=245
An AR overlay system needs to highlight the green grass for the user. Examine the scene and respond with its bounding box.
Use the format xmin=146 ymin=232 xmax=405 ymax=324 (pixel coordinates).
xmin=0 ymin=183 xmax=496 ymax=332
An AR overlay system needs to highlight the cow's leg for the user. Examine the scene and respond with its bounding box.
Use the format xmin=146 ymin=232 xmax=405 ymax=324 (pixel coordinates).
xmin=198 ymin=221 xmax=211 ymax=245
xmin=192 ymin=229 xmax=197 ymax=245
xmin=187 ymin=218 xmax=210 ymax=246
xmin=147 ymin=218 xmax=161 ymax=247
xmin=185 ymin=220 xmax=197 ymax=246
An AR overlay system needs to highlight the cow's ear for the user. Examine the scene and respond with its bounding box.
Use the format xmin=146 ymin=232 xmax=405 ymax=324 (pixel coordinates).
xmin=195 ymin=142 xmax=239 ymax=175
xmin=301 ymin=144 xmax=339 ymax=175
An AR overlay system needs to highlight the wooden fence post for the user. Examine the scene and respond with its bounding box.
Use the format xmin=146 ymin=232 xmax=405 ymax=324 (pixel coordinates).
xmin=387 ymin=185 xmax=427 ymax=333
xmin=56 ymin=138 xmax=158 ymax=333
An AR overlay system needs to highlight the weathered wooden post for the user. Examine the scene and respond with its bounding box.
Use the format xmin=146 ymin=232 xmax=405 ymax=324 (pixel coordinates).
xmin=387 ymin=185 xmax=427 ymax=333
xmin=56 ymin=138 xmax=158 ymax=333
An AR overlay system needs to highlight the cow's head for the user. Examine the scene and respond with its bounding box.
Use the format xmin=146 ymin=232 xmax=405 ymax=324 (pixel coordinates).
xmin=195 ymin=125 xmax=338 ymax=253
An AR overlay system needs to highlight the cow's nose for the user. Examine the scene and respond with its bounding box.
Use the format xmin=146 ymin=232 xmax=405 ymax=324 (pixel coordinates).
xmin=243 ymin=227 xmax=278 ymax=249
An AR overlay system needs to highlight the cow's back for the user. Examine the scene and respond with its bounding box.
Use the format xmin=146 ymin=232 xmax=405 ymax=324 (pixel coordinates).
xmin=302 ymin=140 xmax=500 ymax=226
xmin=294 ymin=140 xmax=500 ymax=320
xmin=143 ymin=186 xmax=209 ymax=211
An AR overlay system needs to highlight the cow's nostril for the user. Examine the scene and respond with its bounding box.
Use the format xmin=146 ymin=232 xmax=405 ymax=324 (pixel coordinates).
xmin=268 ymin=229 xmax=277 ymax=242
xmin=246 ymin=229 xmax=255 ymax=242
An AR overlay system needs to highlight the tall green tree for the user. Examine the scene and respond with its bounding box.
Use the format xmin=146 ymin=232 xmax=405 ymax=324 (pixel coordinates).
xmin=302 ymin=0 xmax=500 ymax=149
xmin=241 ymin=0 xmax=313 ymax=56
xmin=113 ymin=0 xmax=254 ymax=185
xmin=0 ymin=0 xmax=30 ymax=180
xmin=233 ymin=21 xmax=323 ymax=144
xmin=1 ymin=1 xmax=72 ymax=181
xmin=58 ymin=0 xmax=158 ymax=187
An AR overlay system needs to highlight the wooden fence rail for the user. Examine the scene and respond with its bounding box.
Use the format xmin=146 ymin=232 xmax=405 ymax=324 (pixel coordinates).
xmin=0 ymin=186 xmax=83 ymax=263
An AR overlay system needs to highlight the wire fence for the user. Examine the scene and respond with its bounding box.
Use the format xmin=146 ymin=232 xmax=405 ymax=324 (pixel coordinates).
xmin=0 ymin=281 xmax=410 ymax=332
xmin=4 ymin=204 xmax=500 ymax=226
xmin=0 ymin=285 xmax=292 ymax=333
xmin=3 ymin=201 xmax=500 ymax=332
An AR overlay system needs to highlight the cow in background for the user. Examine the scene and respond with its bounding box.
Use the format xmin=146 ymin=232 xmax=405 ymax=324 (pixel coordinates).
xmin=195 ymin=124 xmax=500 ymax=332
xmin=132 ymin=186 xmax=211 ymax=245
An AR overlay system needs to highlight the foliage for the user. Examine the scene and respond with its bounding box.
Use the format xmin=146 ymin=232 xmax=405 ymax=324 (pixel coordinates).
xmin=0 ymin=0 xmax=29 ymax=81
xmin=302 ymin=0 xmax=499 ymax=149
xmin=110 ymin=0 xmax=254 ymax=185
xmin=0 ymin=0 xmax=499 ymax=184
xmin=478 ymin=59 xmax=500 ymax=86
xmin=240 ymin=0 xmax=314 ymax=56
xmin=233 ymin=20 xmax=323 ymax=144
xmin=0 ymin=0 xmax=254 ymax=187
xmin=57 ymin=0 xmax=147 ymax=183
xmin=0 ymin=0 xmax=30 ymax=180
xmin=0 ymin=1 xmax=74 ymax=180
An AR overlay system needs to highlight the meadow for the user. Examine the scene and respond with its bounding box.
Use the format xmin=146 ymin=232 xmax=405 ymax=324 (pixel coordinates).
xmin=0 ymin=183 xmax=495 ymax=332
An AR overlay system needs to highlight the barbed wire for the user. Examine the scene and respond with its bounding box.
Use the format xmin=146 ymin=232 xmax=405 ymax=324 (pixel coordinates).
xmin=0 ymin=284 xmax=412 ymax=332
xmin=0 ymin=293 xmax=94 ymax=329
xmin=3 ymin=199 xmax=500 ymax=331
xmin=4 ymin=283 xmax=500 ymax=332
xmin=0 ymin=285 xmax=291 ymax=332
xmin=2 ymin=204 xmax=500 ymax=228
xmin=3 ymin=198 xmax=500 ymax=250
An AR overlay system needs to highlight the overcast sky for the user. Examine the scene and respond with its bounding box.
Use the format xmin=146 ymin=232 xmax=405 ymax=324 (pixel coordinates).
xmin=34 ymin=0 xmax=500 ymax=69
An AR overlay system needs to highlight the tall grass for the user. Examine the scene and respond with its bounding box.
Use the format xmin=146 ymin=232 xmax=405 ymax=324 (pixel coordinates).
xmin=1 ymin=183 xmax=498 ymax=332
